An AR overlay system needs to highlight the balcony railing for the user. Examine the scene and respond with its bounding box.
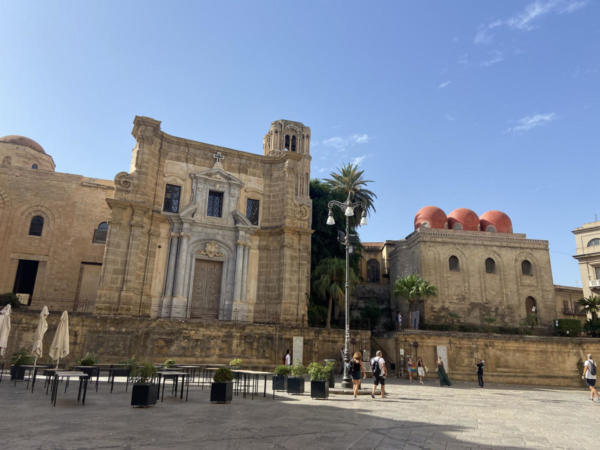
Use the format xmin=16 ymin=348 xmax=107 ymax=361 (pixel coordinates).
xmin=590 ymin=279 xmax=600 ymax=289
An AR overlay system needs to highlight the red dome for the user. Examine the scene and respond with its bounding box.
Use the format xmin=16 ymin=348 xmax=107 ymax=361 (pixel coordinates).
xmin=480 ymin=210 xmax=512 ymax=233
xmin=414 ymin=206 xmax=447 ymax=230
xmin=0 ymin=135 xmax=45 ymax=154
xmin=447 ymin=208 xmax=479 ymax=231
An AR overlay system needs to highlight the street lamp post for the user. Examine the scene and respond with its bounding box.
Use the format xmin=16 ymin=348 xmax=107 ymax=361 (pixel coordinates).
xmin=327 ymin=193 xmax=367 ymax=389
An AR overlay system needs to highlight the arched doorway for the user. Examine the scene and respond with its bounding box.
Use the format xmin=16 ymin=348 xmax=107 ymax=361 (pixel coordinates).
xmin=525 ymin=296 xmax=537 ymax=315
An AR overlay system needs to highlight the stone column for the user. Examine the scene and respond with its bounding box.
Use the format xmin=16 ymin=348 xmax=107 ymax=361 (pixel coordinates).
xmin=160 ymin=234 xmax=179 ymax=317
xmin=171 ymin=232 xmax=189 ymax=318
xmin=233 ymin=242 xmax=244 ymax=303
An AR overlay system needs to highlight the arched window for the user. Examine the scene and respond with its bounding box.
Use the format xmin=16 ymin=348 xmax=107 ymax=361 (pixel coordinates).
xmin=28 ymin=215 xmax=44 ymax=236
xmin=31 ymin=163 xmax=38 ymax=169
xmin=485 ymin=258 xmax=496 ymax=274
xmin=284 ymin=135 xmax=290 ymax=150
xmin=525 ymin=296 xmax=537 ymax=315
xmin=449 ymin=255 xmax=460 ymax=272
xmin=93 ymin=221 xmax=109 ymax=244
xmin=451 ymin=222 xmax=463 ymax=230
xmin=291 ymin=135 xmax=297 ymax=152
xmin=521 ymin=260 xmax=533 ymax=276
xmin=587 ymin=238 xmax=600 ymax=247
xmin=366 ymin=259 xmax=380 ymax=282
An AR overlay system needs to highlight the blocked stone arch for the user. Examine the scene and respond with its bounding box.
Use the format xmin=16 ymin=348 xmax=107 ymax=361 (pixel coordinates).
xmin=18 ymin=204 xmax=56 ymax=237
xmin=184 ymin=238 xmax=236 ymax=320
xmin=513 ymin=251 xmax=540 ymax=279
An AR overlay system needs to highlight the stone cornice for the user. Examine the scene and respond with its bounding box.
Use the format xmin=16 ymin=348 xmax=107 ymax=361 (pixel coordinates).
xmin=403 ymin=228 xmax=549 ymax=249
xmin=572 ymin=222 xmax=600 ymax=235
xmin=573 ymin=251 xmax=600 ymax=261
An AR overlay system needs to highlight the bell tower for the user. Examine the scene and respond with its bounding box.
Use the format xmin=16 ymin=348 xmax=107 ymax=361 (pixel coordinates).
xmin=263 ymin=119 xmax=311 ymax=156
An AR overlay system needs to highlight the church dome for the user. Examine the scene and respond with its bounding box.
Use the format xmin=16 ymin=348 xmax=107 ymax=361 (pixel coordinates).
xmin=447 ymin=208 xmax=480 ymax=231
xmin=0 ymin=135 xmax=45 ymax=154
xmin=414 ymin=206 xmax=447 ymax=230
xmin=480 ymin=210 xmax=513 ymax=233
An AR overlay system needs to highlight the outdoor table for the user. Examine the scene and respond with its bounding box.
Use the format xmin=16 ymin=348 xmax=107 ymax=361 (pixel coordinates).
xmin=156 ymin=370 xmax=189 ymax=402
xmin=232 ymin=370 xmax=273 ymax=399
xmin=72 ymin=365 xmax=101 ymax=392
xmin=173 ymin=365 xmax=203 ymax=384
xmin=50 ymin=371 xmax=90 ymax=407
xmin=18 ymin=364 xmax=49 ymax=392
xmin=107 ymin=366 xmax=131 ymax=393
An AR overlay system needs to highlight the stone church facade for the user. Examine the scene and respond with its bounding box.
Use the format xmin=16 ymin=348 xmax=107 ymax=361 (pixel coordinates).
xmin=0 ymin=117 xmax=312 ymax=326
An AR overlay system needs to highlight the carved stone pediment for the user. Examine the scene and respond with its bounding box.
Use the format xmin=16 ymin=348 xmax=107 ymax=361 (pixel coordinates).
xmin=190 ymin=167 xmax=243 ymax=187
xmin=197 ymin=241 xmax=225 ymax=258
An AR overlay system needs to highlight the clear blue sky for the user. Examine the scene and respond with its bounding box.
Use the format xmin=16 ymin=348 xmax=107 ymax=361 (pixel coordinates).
xmin=1 ymin=0 xmax=598 ymax=286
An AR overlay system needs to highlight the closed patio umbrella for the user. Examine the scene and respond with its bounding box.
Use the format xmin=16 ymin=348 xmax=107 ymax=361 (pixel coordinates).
xmin=0 ymin=304 xmax=11 ymax=383
xmin=32 ymin=306 xmax=49 ymax=367
xmin=49 ymin=311 xmax=69 ymax=368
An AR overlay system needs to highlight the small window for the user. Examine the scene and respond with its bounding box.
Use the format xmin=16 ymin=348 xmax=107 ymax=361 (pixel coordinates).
xmin=451 ymin=222 xmax=463 ymax=230
xmin=92 ymin=221 xmax=109 ymax=244
xmin=28 ymin=215 xmax=44 ymax=236
xmin=207 ymin=191 xmax=224 ymax=217
xmin=31 ymin=163 xmax=38 ymax=169
xmin=521 ymin=260 xmax=533 ymax=276
xmin=291 ymin=135 xmax=297 ymax=152
xmin=367 ymin=259 xmax=381 ymax=282
xmin=485 ymin=258 xmax=496 ymax=274
xmin=246 ymin=199 xmax=260 ymax=225
xmin=163 ymin=184 xmax=181 ymax=213
xmin=284 ymin=135 xmax=290 ymax=150
xmin=449 ymin=255 xmax=460 ymax=272
xmin=587 ymin=238 xmax=600 ymax=247
xmin=595 ymin=266 xmax=600 ymax=280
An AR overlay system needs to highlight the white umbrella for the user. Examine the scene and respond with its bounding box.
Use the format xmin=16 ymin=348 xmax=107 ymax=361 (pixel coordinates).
xmin=49 ymin=311 xmax=69 ymax=368
xmin=31 ymin=306 xmax=49 ymax=367
xmin=0 ymin=304 xmax=11 ymax=357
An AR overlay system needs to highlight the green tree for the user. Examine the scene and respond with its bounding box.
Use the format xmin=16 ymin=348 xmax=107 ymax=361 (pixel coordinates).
xmin=393 ymin=274 xmax=438 ymax=328
xmin=314 ymin=258 xmax=358 ymax=328
xmin=325 ymin=163 xmax=377 ymax=220
xmin=578 ymin=295 xmax=600 ymax=321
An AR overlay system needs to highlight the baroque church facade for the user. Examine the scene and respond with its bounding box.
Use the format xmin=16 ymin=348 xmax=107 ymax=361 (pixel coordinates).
xmin=0 ymin=117 xmax=312 ymax=325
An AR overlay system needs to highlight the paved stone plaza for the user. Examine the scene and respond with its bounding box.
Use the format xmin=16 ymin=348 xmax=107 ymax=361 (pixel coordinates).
xmin=0 ymin=376 xmax=595 ymax=449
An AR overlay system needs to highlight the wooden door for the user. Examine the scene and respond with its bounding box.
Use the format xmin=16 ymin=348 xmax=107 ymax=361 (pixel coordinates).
xmin=191 ymin=259 xmax=223 ymax=318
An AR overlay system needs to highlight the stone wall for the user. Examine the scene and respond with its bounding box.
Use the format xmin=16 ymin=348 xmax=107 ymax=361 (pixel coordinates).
xmin=373 ymin=330 xmax=600 ymax=387
xmin=5 ymin=311 xmax=370 ymax=369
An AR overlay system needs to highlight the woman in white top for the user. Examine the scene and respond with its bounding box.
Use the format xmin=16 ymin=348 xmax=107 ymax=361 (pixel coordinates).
xmin=582 ymin=353 xmax=598 ymax=402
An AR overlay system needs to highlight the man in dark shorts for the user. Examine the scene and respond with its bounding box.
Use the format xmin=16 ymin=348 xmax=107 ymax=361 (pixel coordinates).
xmin=370 ymin=350 xmax=388 ymax=399
xmin=582 ymin=353 xmax=598 ymax=402
xmin=477 ymin=359 xmax=485 ymax=388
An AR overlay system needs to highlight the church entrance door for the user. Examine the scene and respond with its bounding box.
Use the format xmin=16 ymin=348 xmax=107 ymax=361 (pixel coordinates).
xmin=191 ymin=259 xmax=222 ymax=318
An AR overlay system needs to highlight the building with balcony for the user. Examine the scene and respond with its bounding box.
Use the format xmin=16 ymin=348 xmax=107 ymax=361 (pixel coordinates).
xmin=573 ymin=220 xmax=600 ymax=299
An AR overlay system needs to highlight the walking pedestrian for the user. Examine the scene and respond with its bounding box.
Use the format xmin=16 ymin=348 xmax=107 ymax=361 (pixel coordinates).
xmin=417 ymin=357 xmax=426 ymax=384
xmin=437 ymin=356 xmax=451 ymax=386
xmin=582 ymin=353 xmax=598 ymax=402
xmin=283 ymin=349 xmax=291 ymax=366
xmin=477 ymin=359 xmax=485 ymax=388
xmin=407 ymin=356 xmax=415 ymax=384
xmin=397 ymin=312 xmax=402 ymax=331
xmin=370 ymin=350 xmax=388 ymax=399
xmin=350 ymin=352 xmax=366 ymax=399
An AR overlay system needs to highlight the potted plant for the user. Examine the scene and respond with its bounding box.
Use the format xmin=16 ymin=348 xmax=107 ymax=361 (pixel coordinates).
xmin=210 ymin=367 xmax=233 ymax=403
xmin=308 ymin=362 xmax=333 ymax=399
xmin=273 ymin=365 xmax=291 ymax=391
xmin=77 ymin=352 xmax=99 ymax=380
xmin=229 ymin=358 xmax=242 ymax=369
xmin=286 ymin=364 xmax=306 ymax=394
xmin=162 ymin=359 xmax=176 ymax=369
xmin=131 ymin=363 xmax=158 ymax=407
xmin=10 ymin=348 xmax=34 ymax=380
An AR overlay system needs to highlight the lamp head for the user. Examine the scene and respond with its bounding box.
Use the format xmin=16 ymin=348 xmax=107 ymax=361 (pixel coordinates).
xmin=344 ymin=206 xmax=354 ymax=217
xmin=359 ymin=210 xmax=368 ymax=226
xmin=326 ymin=210 xmax=335 ymax=226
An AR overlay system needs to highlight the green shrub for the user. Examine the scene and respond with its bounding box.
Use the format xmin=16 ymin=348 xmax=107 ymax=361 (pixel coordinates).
xmin=274 ymin=365 xmax=291 ymax=376
xmin=11 ymin=348 xmax=35 ymax=366
xmin=162 ymin=359 xmax=176 ymax=368
xmin=290 ymin=364 xmax=307 ymax=377
xmin=583 ymin=319 xmax=600 ymax=337
xmin=554 ymin=318 xmax=582 ymax=337
xmin=79 ymin=352 xmax=98 ymax=366
xmin=307 ymin=362 xmax=333 ymax=381
xmin=229 ymin=358 xmax=242 ymax=369
xmin=0 ymin=292 xmax=20 ymax=309
xmin=213 ymin=367 xmax=233 ymax=383
xmin=133 ymin=363 xmax=157 ymax=383
xmin=120 ymin=357 xmax=138 ymax=376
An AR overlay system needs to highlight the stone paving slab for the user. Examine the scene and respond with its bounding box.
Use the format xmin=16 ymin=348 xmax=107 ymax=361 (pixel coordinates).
xmin=0 ymin=376 xmax=596 ymax=449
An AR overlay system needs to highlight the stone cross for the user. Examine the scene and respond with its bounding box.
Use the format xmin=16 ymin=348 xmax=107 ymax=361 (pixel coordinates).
xmin=213 ymin=152 xmax=224 ymax=165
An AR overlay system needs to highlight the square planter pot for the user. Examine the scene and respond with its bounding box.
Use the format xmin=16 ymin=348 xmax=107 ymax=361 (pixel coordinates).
xmin=310 ymin=380 xmax=329 ymax=399
xmin=131 ymin=383 xmax=158 ymax=407
xmin=286 ymin=376 xmax=305 ymax=394
xmin=211 ymin=381 xmax=233 ymax=404
xmin=10 ymin=366 xmax=26 ymax=381
xmin=272 ymin=375 xmax=287 ymax=391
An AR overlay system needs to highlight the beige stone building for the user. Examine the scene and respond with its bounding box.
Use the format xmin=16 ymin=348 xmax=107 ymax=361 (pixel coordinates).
xmin=0 ymin=117 xmax=312 ymax=326
xmin=361 ymin=206 xmax=582 ymax=328
xmin=0 ymin=136 xmax=113 ymax=312
xmin=572 ymin=220 xmax=600 ymax=299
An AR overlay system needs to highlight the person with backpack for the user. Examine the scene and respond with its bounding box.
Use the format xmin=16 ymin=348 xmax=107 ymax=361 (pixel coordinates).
xmin=350 ymin=352 xmax=366 ymax=399
xmin=370 ymin=350 xmax=388 ymax=399
xmin=582 ymin=353 xmax=598 ymax=402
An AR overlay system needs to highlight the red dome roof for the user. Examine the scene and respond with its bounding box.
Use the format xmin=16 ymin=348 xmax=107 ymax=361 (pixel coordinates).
xmin=480 ymin=210 xmax=512 ymax=233
xmin=414 ymin=206 xmax=447 ymax=230
xmin=447 ymin=208 xmax=479 ymax=231
xmin=0 ymin=135 xmax=45 ymax=154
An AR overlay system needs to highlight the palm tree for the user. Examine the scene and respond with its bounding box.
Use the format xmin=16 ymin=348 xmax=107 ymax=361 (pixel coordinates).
xmin=325 ymin=163 xmax=377 ymax=217
xmin=313 ymin=258 xmax=358 ymax=328
xmin=393 ymin=274 xmax=438 ymax=329
xmin=578 ymin=295 xmax=600 ymax=321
